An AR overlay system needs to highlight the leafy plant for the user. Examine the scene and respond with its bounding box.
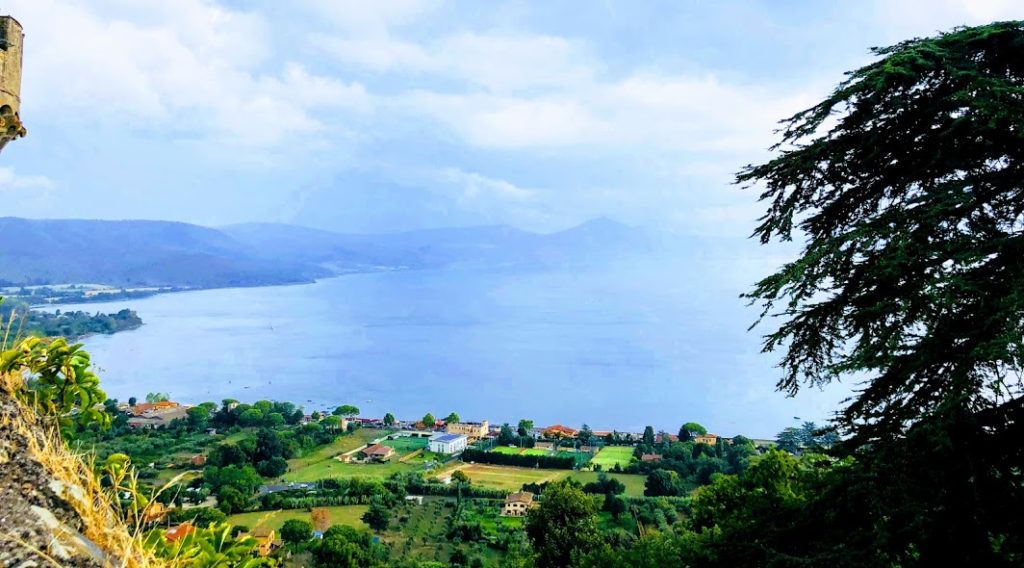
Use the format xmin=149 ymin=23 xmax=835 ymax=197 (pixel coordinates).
xmin=145 ymin=522 xmax=279 ymax=567
xmin=1 ymin=331 xmax=110 ymax=435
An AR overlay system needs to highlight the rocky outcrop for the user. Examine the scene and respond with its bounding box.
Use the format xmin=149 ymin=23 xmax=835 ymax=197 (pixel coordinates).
xmin=0 ymin=391 xmax=114 ymax=567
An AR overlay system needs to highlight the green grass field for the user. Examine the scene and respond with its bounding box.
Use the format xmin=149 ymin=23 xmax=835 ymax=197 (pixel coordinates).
xmin=522 ymin=448 xmax=551 ymax=456
xmin=287 ymin=428 xmax=382 ymax=469
xmin=284 ymin=428 xmax=401 ymax=482
xmin=447 ymin=464 xmax=565 ymax=491
xmin=591 ymin=446 xmax=634 ymax=469
xmin=444 ymin=463 xmax=648 ymax=496
xmin=568 ymin=471 xmax=647 ymax=498
xmin=490 ymin=446 xmax=525 ymax=455
xmin=490 ymin=446 xmax=550 ymax=457
xmin=226 ymin=505 xmax=368 ymax=531
xmin=284 ymin=459 xmax=416 ymax=483
xmin=383 ymin=437 xmax=428 ymax=452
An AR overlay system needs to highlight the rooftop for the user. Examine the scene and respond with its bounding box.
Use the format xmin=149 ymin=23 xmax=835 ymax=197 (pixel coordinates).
xmin=506 ymin=491 xmax=535 ymax=504
xmin=431 ymin=433 xmax=467 ymax=443
xmin=542 ymin=424 xmax=579 ymax=435
xmin=364 ymin=444 xmax=392 ymax=455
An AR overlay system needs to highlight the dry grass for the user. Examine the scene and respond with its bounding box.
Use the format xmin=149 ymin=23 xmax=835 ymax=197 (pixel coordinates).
xmin=0 ymin=369 xmax=171 ymax=567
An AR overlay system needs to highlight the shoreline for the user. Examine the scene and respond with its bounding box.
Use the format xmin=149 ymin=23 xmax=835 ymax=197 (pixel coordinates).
xmin=20 ymin=265 xmax=419 ymax=309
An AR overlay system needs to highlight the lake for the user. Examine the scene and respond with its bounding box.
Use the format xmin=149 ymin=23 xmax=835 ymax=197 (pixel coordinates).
xmin=52 ymin=256 xmax=847 ymax=437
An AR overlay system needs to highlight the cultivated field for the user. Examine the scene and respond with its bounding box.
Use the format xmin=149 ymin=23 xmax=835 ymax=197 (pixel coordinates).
xmin=227 ymin=505 xmax=368 ymax=531
xmin=446 ymin=464 xmax=566 ymax=490
xmin=591 ymin=446 xmax=634 ymax=469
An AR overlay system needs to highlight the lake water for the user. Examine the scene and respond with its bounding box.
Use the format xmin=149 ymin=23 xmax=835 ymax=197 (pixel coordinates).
xmin=52 ymin=256 xmax=847 ymax=437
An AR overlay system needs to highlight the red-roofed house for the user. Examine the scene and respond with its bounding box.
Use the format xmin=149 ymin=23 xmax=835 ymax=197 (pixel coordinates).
xmin=641 ymin=453 xmax=663 ymax=462
xmin=541 ymin=425 xmax=579 ymax=439
xmin=656 ymin=433 xmax=679 ymax=444
xmin=130 ymin=400 xmax=180 ymax=416
xmin=362 ymin=444 xmax=395 ymax=461
xmin=694 ymin=434 xmax=720 ymax=446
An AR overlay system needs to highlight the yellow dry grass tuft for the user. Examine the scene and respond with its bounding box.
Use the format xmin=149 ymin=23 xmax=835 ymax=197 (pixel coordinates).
xmin=0 ymin=369 xmax=173 ymax=567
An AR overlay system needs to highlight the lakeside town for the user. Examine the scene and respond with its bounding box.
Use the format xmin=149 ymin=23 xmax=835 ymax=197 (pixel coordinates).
xmin=4 ymin=5 xmax=1018 ymax=566
xmin=97 ymin=394 xmax=798 ymax=565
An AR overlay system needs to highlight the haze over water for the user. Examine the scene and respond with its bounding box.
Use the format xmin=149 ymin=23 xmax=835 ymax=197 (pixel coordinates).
xmin=56 ymin=255 xmax=846 ymax=438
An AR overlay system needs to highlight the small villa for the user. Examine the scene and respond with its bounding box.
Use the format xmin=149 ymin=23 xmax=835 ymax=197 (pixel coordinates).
xmin=362 ymin=444 xmax=395 ymax=461
xmin=641 ymin=453 xmax=663 ymax=462
xmin=251 ymin=527 xmax=278 ymax=557
xmin=429 ymin=433 xmax=468 ymax=454
xmin=693 ymin=434 xmax=720 ymax=446
xmin=502 ymin=491 xmax=536 ymax=517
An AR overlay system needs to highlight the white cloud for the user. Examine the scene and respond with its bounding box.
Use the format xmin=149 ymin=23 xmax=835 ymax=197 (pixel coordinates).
xmin=8 ymin=0 xmax=370 ymax=147
xmin=305 ymin=6 xmax=815 ymax=153
xmin=312 ymin=31 xmax=594 ymax=92
xmin=432 ymin=33 xmax=596 ymax=91
xmin=872 ymin=0 xmax=1023 ymax=40
xmin=396 ymin=74 xmax=817 ymax=152
xmin=403 ymin=91 xmax=610 ymax=148
xmin=310 ymin=35 xmax=434 ymax=73
xmin=440 ymin=168 xmax=534 ymax=201
xmin=0 ymin=167 xmax=55 ymax=191
xmin=302 ymin=0 xmax=442 ymax=33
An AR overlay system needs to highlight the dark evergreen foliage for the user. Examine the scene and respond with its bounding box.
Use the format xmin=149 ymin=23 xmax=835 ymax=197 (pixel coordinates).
xmin=461 ymin=448 xmax=575 ymax=469
xmin=737 ymin=21 xmax=1024 ymax=565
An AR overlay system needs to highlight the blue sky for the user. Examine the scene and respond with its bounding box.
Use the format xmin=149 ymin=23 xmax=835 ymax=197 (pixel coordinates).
xmin=1 ymin=0 xmax=1020 ymax=233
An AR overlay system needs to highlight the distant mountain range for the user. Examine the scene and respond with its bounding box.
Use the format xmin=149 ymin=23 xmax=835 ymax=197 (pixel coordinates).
xmin=0 ymin=216 xmax=652 ymax=288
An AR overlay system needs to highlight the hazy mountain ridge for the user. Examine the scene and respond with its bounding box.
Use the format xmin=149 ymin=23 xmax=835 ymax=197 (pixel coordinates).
xmin=0 ymin=217 xmax=326 ymax=288
xmin=222 ymin=217 xmax=654 ymax=270
xmin=0 ymin=216 xmax=652 ymax=288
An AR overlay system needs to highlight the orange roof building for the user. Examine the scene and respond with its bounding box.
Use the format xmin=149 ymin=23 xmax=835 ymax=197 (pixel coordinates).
xmin=693 ymin=434 xmax=720 ymax=446
xmin=251 ymin=527 xmax=278 ymax=557
xmin=130 ymin=400 xmax=180 ymax=416
xmin=541 ymin=424 xmax=579 ymax=439
xmin=362 ymin=444 xmax=395 ymax=460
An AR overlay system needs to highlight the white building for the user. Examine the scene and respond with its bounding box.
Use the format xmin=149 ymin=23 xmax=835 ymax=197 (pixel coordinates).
xmin=429 ymin=433 xmax=468 ymax=454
